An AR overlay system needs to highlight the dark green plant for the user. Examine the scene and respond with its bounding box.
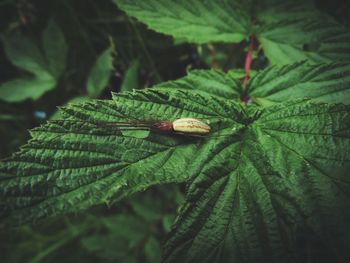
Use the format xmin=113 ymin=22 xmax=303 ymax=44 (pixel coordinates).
xmin=1 ymin=0 xmax=350 ymax=262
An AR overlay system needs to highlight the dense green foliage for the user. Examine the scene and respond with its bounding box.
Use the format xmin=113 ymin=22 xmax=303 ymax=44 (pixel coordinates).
xmin=114 ymin=0 xmax=350 ymax=64
xmin=1 ymin=0 xmax=350 ymax=263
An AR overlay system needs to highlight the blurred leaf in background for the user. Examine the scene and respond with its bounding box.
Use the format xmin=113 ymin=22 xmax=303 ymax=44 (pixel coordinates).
xmin=0 ymin=19 xmax=67 ymax=102
xmin=43 ymin=19 xmax=68 ymax=79
xmin=120 ymin=58 xmax=140 ymax=92
xmin=87 ymin=45 xmax=115 ymax=98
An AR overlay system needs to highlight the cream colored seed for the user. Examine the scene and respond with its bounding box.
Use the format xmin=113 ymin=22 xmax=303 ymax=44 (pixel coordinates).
xmin=172 ymin=118 xmax=210 ymax=135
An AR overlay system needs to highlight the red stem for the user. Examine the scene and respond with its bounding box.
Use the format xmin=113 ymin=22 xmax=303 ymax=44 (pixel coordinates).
xmin=242 ymin=35 xmax=255 ymax=87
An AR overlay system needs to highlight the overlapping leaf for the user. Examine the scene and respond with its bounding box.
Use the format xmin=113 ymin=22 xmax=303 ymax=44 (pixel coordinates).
xmin=247 ymin=62 xmax=350 ymax=106
xmin=113 ymin=0 xmax=350 ymax=64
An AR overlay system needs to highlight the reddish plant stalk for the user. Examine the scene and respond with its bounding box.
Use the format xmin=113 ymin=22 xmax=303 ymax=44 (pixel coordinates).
xmin=242 ymin=35 xmax=255 ymax=87
xmin=241 ymin=35 xmax=255 ymax=105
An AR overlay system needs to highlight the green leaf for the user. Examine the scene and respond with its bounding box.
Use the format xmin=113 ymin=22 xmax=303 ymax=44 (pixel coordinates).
xmin=113 ymin=0 xmax=350 ymax=64
xmin=50 ymin=96 xmax=91 ymax=120
xmin=144 ymin=237 xmax=162 ymax=263
xmin=0 ymin=74 xmax=56 ymax=102
xmin=102 ymin=215 xmax=147 ymax=243
xmin=112 ymin=0 xmax=250 ymax=44
xmin=255 ymin=1 xmax=350 ymax=64
xmin=120 ymin=59 xmax=140 ymax=92
xmin=1 ymin=73 xmax=350 ymax=262
xmin=247 ymin=62 xmax=350 ymax=106
xmin=154 ymin=69 xmax=242 ymax=100
xmin=255 ymin=0 xmax=316 ymax=24
xmin=164 ymin=100 xmax=350 ymax=262
xmin=130 ymin=193 xmax=163 ymax=222
xmin=0 ymin=114 xmax=19 ymax=121
xmin=155 ymin=62 xmax=350 ymax=105
xmin=81 ymin=233 xmax=132 ymax=261
xmin=42 ymin=19 xmax=68 ymax=78
xmin=258 ymin=15 xmax=350 ymax=65
xmin=87 ymin=46 xmax=115 ymax=98
xmin=0 ymin=20 xmax=67 ymax=102
xmin=162 ymin=214 xmax=175 ymax=232
xmin=0 ymin=89 xmax=242 ymax=226
xmin=1 ymin=33 xmax=47 ymax=73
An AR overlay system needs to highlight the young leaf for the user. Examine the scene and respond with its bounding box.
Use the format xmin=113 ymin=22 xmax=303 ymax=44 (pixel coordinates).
xmin=87 ymin=46 xmax=115 ymax=98
xmin=43 ymin=19 xmax=68 ymax=79
xmin=0 ymin=89 xmax=243 ymax=226
xmin=247 ymin=62 xmax=350 ymax=106
xmin=164 ymin=100 xmax=350 ymax=262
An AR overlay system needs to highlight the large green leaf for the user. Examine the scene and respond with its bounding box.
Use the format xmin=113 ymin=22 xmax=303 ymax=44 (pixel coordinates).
xmin=113 ymin=0 xmax=350 ymax=64
xmin=0 ymin=89 xmax=241 ymax=226
xmin=1 ymin=70 xmax=350 ymax=262
xmin=247 ymin=62 xmax=350 ymax=106
xmin=164 ymin=100 xmax=350 ymax=262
